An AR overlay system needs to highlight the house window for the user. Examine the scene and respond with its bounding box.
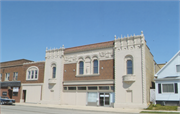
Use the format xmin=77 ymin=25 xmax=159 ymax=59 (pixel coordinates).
xmin=162 ymin=84 xmax=174 ymax=93
xmin=52 ymin=67 xmax=56 ymax=78
xmin=127 ymin=60 xmax=133 ymax=74
xmin=13 ymin=72 xmax=18 ymax=81
xmin=26 ymin=66 xmax=39 ymax=80
xmin=177 ymin=65 xmax=180 ymax=72
xmin=93 ymin=60 xmax=98 ymax=74
xmin=5 ymin=73 xmax=10 ymax=81
xmin=79 ymin=61 xmax=84 ymax=74
xmin=0 ymin=74 xmax=2 ymax=81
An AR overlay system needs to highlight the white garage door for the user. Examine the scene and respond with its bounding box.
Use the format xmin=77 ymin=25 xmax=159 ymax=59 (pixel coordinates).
xmin=22 ymin=85 xmax=41 ymax=103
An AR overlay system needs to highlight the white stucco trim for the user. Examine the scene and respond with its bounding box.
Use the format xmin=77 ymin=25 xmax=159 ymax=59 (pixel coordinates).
xmin=63 ymin=80 xmax=114 ymax=85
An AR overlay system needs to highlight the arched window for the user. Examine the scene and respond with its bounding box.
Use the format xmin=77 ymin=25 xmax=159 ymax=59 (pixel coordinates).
xmin=79 ymin=61 xmax=84 ymax=74
xmin=127 ymin=60 xmax=133 ymax=74
xmin=26 ymin=66 xmax=39 ymax=80
xmin=52 ymin=66 xmax=56 ymax=78
xmin=93 ymin=60 xmax=98 ymax=74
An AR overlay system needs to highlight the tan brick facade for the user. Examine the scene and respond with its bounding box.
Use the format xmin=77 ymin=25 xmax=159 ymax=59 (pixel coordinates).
xmin=63 ymin=59 xmax=114 ymax=81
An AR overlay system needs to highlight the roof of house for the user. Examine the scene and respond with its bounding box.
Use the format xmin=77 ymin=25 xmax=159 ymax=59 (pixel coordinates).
xmin=64 ymin=41 xmax=114 ymax=54
xmin=155 ymin=50 xmax=180 ymax=77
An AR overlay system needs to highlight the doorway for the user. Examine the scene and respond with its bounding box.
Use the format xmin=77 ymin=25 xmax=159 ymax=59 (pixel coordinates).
xmin=99 ymin=93 xmax=110 ymax=106
xmin=23 ymin=90 xmax=26 ymax=102
xmin=8 ymin=89 xmax=12 ymax=99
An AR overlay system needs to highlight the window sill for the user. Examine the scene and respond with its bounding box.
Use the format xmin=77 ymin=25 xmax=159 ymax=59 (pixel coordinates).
xmin=76 ymin=74 xmax=100 ymax=77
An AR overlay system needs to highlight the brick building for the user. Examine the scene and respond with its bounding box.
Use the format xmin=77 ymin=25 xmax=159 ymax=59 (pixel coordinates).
xmin=0 ymin=59 xmax=45 ymax=103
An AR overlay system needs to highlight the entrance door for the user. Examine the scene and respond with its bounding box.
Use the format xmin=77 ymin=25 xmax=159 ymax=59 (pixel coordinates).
xmin=8 ymin=90 xmax=12 ymax=99
xmin=23 ymin=90 xmax=26 ymax=102
xmin=99 ymin=93 xmax=110 ymax=106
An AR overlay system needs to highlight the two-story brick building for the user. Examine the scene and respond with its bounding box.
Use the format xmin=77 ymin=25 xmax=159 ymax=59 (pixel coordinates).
xmin=0 ymin=59 xmax=45 ymax=103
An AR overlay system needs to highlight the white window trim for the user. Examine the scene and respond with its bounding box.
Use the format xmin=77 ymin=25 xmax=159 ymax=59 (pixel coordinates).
xmin=5 ymin=73 xmax=10 ymax=81
xmin=76 ymin=56 xmax=100 ymax=77
xmin=124 ymin=55 xmax=133 ymax=75
xmin=26 ymin=66 xmax=39 ymax=80
xmin=162 ymin=83 xmax=175 ymax=93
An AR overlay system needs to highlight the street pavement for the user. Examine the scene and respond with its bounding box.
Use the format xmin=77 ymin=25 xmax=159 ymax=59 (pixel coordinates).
xmin=1 ymin=104 xmax=138 ymax=114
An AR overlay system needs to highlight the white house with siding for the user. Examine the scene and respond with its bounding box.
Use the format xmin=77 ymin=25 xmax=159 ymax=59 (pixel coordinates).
xmin=155 ymin=50 xmax=180 ymax=106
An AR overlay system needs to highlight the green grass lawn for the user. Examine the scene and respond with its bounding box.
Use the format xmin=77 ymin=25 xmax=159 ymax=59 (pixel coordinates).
xmin=146 ymin=104 xmax=178 ymax=111
xmin=140 ymin=111 xmax=180 ymax=113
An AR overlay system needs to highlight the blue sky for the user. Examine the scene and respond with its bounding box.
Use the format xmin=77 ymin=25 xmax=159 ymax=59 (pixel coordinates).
xmin=1 ymin=1 xmax=179 ymax=64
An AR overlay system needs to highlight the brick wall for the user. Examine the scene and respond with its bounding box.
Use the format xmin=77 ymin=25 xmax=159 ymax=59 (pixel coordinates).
xmin=21 ymin=62 xmax=45 ymax=83
xmin=63 ymin=59 xmax=114 ymax=81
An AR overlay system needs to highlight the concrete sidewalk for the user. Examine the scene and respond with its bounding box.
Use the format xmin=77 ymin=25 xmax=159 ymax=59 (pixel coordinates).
xmin=15 ymin=103 xmax=143 ymax=113
xmin=14 ymin=103 xmax=180 ymax=113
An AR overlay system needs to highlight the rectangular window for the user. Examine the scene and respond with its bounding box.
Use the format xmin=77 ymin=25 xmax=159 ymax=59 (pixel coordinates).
xmin=127 ymin=60 xmax=133 ymax=74
xmin=5 ymin=73 xmax=10 ymax=81
xmin=79 ymin=61 xmax=84 ymax=74
xmin=53 ymin=67 xmax=56 ymax=78
xmin=175 ymin=83 xmax=178 ymax=93
xmin=88 ymin=86 xmax=97 ymax=90
xmin=163 ymin=84 xmax=174 ymax=93
xmin=0 ymin=74 xmax=2 ymax=81
xmin=68 ymin=87 xmax=76 ymax=90
xmin=2 ymin=92 xmax=7 ymax=96
xmin=158 ymin=83 xmax=161 ymax=94
xmin=64 ymin=87 xmax=67 ymax=90
xmin=111 ymin=86 xmax=115 ymax=90
xmin=87 ymin=92 xmax=97 ymax=102
xmin=13 ymin=72 xmax=18 ymax=81
xmin=13 ymin=92 xmax=18 ymax=96
xmin=78 ymin=87 xmax=86 ymax=90
xmin=177 ymin=65 xmax=180 ymax=72
xmin=99 ymin=86 xmax=109 ymax=90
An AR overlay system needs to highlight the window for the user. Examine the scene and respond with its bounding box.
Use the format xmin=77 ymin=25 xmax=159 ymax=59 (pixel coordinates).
xmin=5 ymin=73 xmax=10 ymax=81
xmin=177 ymin=65 xmax=180 ymax=72
xmin=127 ymin=60 xmax=133 ymax=74
xmin=88 ymin=86 xmax=97 ymax=90
xmin=0 ymin=74 xmax=2 ymax=81
xmin=26 ymin=66 xmax=39 ymax=80
xmin=52 ymin=67 xmax=56 ymax=78
xmin=64 ymin=87 xmax=67 ymax=90
xmin=68 ymin=87 xmax=76 ymax=90
xmin=13 ymin=72 xmax=18 ymax=81
xmin=93 ymin=60 xmax=98 ymax=74
xmin=99 ymin=86 xmax=109 ymax=90
xmin=13 ymin=92 xmax=18 ymax=96
xmin=163 ymin=84 xmax=174 ymax=93
xmin=79 ymin=61 xmax=84 ymax=74
xmin=78 ymin=87 xmax=86 ymax=90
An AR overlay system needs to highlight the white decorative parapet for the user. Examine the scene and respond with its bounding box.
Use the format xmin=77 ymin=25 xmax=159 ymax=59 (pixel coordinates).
xmin=48 ymin=78 xmax=57 ymax=85
xmin=123 ymin=75 xmax=136 ymax=82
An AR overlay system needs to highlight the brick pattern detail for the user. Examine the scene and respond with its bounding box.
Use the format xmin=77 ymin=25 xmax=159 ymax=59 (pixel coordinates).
xmin=63 ymin=59 xmax=114 ymax=81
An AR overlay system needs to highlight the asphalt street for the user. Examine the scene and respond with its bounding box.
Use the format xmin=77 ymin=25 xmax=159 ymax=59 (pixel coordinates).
xmin=0 ymin=105 xmax=135 ymax=114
